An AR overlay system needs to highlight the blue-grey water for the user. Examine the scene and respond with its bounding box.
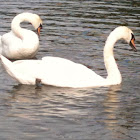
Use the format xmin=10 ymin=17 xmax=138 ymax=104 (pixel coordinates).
xmin=0 ymin=0 xmax=140 ymax=140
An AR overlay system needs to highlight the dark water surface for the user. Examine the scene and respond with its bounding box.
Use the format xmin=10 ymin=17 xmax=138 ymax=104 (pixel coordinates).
xmin=0 ymin=0 xmax=140 ymax=140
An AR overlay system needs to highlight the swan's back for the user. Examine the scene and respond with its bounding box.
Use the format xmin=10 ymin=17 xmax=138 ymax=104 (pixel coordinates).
xmin=41 ymin=56 xmax=105 ymax=88
xmin=13 ymin=60 xmax=42 ymax=75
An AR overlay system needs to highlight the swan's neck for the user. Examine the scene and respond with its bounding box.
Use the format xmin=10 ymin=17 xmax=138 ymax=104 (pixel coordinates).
xmin=11 ymin=13 xmax=33 ymax=39
xmin=104 ymin=32 xmax=122 ymax=85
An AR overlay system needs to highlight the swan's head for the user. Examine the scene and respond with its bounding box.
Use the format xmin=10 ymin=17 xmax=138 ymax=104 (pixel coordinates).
xmin=19 ymin=12 xmax=43 ymax=36
xmin=114 ymin=26 xmax=137 ymax=52
xmin=30 ymin=13 xmax=43 ymax=36
xmin=11 ymin=12 xmax=43 ymax=39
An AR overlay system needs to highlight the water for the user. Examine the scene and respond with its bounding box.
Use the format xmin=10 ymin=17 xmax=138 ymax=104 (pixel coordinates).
xmin=0 ymin=0 xmax=140 ymax=140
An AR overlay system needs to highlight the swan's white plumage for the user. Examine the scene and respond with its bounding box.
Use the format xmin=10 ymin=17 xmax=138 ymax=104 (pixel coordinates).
xmin=0 ymin=26 xmax=136 ymax=88
xmin=0 ymin=13 xmax=42 ymax=59
xmin=1 ymin=55 xmax=105 ymax=87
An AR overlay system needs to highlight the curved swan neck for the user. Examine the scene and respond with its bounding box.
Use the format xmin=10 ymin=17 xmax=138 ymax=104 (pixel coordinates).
xmin=104 ymin=28 xmax=122 ymax=84
xmin=11 ymin=13 xmax=36 ymax=39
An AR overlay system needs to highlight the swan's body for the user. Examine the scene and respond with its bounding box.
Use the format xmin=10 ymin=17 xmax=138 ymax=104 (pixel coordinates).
xmin=0 ymin=13 xmax=42 ymax=59
xmin=1 ymin=56 xmax=106 ymax=87
xmin=0 ymin=26 xmax=137 ymax=88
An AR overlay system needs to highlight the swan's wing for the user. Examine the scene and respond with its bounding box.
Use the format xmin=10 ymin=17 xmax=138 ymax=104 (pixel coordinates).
xmin=1 ymin=31 xmax=22 ymax=58
xmin=13 ymin=60 xmax=43 ymax=77
xmin=41 ymin=56 xmax=105 ymax=87
xmin=13 ymin=60 xmax=43 ymax=83
xmin=1 ymin=31 xmax=21 ymax=47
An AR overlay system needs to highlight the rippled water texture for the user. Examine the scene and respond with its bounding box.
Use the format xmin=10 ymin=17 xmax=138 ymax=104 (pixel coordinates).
xmin=0 ymin=0 xmax=140 ymax=140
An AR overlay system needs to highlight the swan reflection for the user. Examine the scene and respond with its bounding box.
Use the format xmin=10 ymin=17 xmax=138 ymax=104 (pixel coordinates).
xmin=4 ymin=84 xmax=138 ymax=140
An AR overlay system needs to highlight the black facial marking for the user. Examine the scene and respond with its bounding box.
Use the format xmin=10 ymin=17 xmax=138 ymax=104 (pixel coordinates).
xmin=129 ymin=33 xmax=137 ymax=52
xmin=131 ymin=33 xmax=135 ymax=41
xmin=39 ymin=24 xmax=42 ymax=29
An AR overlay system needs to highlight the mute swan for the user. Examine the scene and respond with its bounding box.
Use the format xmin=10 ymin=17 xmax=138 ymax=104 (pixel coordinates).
xmin=0 ymin=26 xmax=137 ymax=88
xmin=0 ymin=12 xmax=42 ymax=59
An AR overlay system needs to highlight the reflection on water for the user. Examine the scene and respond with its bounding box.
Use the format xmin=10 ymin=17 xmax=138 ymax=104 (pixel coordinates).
xmin=103 ymin=85 xmax=136 ymax=140
xmin=0 ymin=0 xmax=140 ymax=140
xmin=0 ymin=84 xmax=138 ymax=140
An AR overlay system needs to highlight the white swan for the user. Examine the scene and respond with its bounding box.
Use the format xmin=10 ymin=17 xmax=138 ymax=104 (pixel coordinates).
xmin=0 ymin=26 xmax=137 ymax=88
xmin=0 ymin=12 xmax=42 ymax=59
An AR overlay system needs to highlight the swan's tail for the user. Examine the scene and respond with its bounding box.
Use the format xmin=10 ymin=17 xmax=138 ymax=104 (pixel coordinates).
xmin=0 ymin=55 xmax=15 ymax=76
xmin=0 ymin=55 xmax=36 ymax=85
xmin=0 ymin=55 xmax=25 ymax=84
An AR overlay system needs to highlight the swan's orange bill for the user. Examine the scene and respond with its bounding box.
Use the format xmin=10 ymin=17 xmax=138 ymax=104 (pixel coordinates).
xmin=130 ymin=38 xmax=137 ymax=52
xmin=37 ymin=24 xmax=42 ymax=36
